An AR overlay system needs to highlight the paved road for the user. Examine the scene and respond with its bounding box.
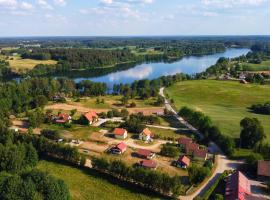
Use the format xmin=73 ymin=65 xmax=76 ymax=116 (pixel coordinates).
xmin=159 ymin=87 xmax=243 ymax=200
xmin=92 ymin=117 xmax=124 ymax=127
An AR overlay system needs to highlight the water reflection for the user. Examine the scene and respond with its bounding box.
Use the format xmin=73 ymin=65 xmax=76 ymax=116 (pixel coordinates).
xmin=75 ymin=48 xmax=250 ymax=88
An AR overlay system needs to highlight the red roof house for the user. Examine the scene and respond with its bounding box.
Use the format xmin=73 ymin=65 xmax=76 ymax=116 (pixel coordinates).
xmin=137 ymin=149 xmax=155 ymax=159
xmin=113 ymin=128 xmax=128 ymax=139
xmin=257 ymin=160 xmax=270 ymax=177
xmin=140 ymin=160 xmax=157 ymax=170
xmin=177 ymin=155 xmax=190 ymax=168
xmin=178 ymin=137 xmax=192 ymax=148
xmin=55 ymin=113 xmax=72 ymax=124
xmin=225 ymin=171 xmax=251 ymax=200
xmin=139 ymin=128 xmax=154 ymax=141
xmin=193 ymin=148 xmax=208 ymax=160
xmin=110 ymin=142 xmax=127 ymax=154
xmin=185 ymin=142 xmax=199 ymax=155
xmin=83 ymin=111 xmax=98 ymax=125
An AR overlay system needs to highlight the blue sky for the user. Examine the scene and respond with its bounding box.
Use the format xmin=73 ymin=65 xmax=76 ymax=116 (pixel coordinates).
xmin=0 ymin=0 xmax=269 ymax=36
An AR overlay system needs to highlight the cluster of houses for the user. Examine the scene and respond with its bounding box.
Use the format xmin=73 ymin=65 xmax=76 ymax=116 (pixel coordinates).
xmin=110 ymin=127 xmax=158 ymax=169
xmin=52 ymin=111 xmax=99 ymax=125
xmin=112 ymin=127 xmax=154 ymax=142
xmin=173 ymin=137 xmax=208 ymax=169
xmin=109 ymin=141 xmax=158 ymax=170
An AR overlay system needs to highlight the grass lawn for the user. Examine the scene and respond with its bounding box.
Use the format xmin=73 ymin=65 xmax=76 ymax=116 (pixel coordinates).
xmin=241 ymin=60 xmax=270 ymax=71
xmin=150 ymin=127 xmax=189 ymax=140
xmin=37 ymin=160 xmax=167 ymax=200
xmin=6 ymin=55 xmax=57 ymax=72
xmin=69 ymin=96 xmax=158 ymax=109
xmin=40 ymin=124 xmax=104 ymax=140
xmin=165 ymin=80 xmax=270 ymax=142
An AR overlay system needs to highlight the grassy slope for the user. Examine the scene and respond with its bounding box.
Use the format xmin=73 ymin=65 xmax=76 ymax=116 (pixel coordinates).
xmin=241 ymin=60 xmax=270 ymax=71
xmin=37 ymin=160 xmax=165 ymax=200
xmin=165 ymin=80 xmax=270 ymax=141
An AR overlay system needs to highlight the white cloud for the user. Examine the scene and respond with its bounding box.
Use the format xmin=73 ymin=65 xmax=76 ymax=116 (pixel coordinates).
xmin=202 ymin=0 xmax=266 ymax=8
xmin=0 ymin=0 xmax=18 ymax=9
xmin=21 ymin=2 xmax=33 ymax=10
xmin=81 ymin=0 xmax=151 ymax=21
xmin=54 ymin=0 xmax=66 ymax=7
xmin=203 ymin=11 xmax=218 ymax=17
xmin=37 ymin=0 xmax=53 ymax=10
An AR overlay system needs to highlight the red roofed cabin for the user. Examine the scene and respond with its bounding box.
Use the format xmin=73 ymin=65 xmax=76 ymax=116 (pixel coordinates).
xmin=110 ymin=142 xmax=127 ymax=154
xmin=185 ymin=142 xmax=199 ymax=155
xmin=178 ymin=137 xmax=192 ymax=149
xmin=55 ymin=113 xmax=72 ymax=124
xmin=113 ymin=128 xmax=128 ymax=140
xmin=137 ymin=149 xmax=155 ymax=160
xmin=257 ymin=160 xmax=270 ymax=178
xmin=225 ymin=171 xmax=251 ymax=200
xmin=193 ymin=148 xmax=208 ymax=161
xmin=83 ymin=111 xmax=98 ymax=125
xmin=139 ymin=128 xmax=154 ymax=142
xmin=176 ymin=155 xmax=190 ymax=169
xmin=140 ymin=160 xmax=157 ymax=170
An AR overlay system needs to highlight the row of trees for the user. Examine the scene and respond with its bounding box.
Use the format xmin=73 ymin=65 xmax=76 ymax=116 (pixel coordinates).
xmin=178 ymin=107 xmax=235 ymax=156
xmin=91 ymin=157 xmax=183 ymax=197
xmin=113 ymin=73 xmax=190 ymax=99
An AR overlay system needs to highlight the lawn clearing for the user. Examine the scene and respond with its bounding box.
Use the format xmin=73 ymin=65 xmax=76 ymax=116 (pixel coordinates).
xmin=241 ymin=60 xmax=270 ymax=71
xmin=69 ymin=96 xmax=159 ymax=110
xmin=40 ymin=124 xmax=104 ymax=141
xmin=165 ymin=80 xmax=270 ymax=142
xmin=7 ymin=55 xmax=57 ymax=72
xmin=37 ymin=160 xmax=166 ymax=200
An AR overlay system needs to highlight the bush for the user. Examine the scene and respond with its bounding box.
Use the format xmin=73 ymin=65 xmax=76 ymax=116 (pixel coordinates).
xmin=188 ymin=165 xmax=210 ymax=185
xmin=160 ymin=143 xmax=179 ymax=158
xmin=41 ymin=129 xmax=61 ymax=140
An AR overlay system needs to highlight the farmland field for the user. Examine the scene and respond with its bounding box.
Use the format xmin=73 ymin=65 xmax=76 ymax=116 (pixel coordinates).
xmin=165 ymin=80 xmax=270 ymax=142
xmin=4 ymin=55 xmax=57 ymax=72
xmin=37 ymin=160 xmax=166 ymax=200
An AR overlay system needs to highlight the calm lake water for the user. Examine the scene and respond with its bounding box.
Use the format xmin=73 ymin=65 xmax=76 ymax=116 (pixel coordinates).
xmin=74 ymin=48 xmax=250 ymax=88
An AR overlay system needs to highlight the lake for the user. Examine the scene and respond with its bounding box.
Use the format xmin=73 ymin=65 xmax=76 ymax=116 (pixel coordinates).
xmin=74 ymin=48 xmax=250 ymax=88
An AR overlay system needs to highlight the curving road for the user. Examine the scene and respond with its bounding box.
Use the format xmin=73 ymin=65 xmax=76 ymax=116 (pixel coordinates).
xmin=159 ymin=87 xmax=243 ymax=200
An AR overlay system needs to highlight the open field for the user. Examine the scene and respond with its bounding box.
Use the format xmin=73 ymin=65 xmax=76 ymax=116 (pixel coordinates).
xmin=241 ymin=60 xmax=270 ymax=71
xmin=37 ymin=160 xmax=166 ymax=200
xmin=3 ymin=55 xmax=57 ymax=72
xmin=69 ymin=96 xmax=159 ymax=109
xmin=40 ymin=124 xmax=104 ymax=140
xmin=165 ymin=80 xmax=270 ymax=141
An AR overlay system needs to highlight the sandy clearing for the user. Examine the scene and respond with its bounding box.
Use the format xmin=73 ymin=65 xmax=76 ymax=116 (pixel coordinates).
xmin=45 ymin=103 xmax=164 ymax=116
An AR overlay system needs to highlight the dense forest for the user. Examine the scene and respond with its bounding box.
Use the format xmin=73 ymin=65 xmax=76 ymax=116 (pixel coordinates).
xmin=0 ymin=128 xmax=72 ymax=200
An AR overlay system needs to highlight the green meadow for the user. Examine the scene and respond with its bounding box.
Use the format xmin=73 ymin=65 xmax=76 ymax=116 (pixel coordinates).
xmin=37 ymin=160 xmax=167 ymax=200
xmin=166 ymin=80 xmax=270 ymax=142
